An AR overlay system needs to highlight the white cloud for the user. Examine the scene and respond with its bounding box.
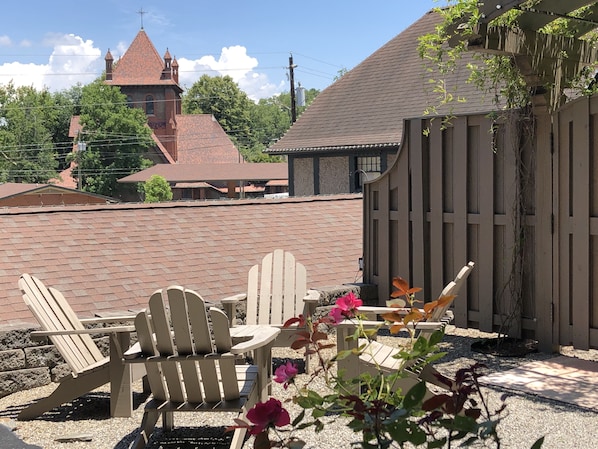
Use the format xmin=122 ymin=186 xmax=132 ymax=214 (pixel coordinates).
xmin=0 ymin=36 xmax=11 ymax=47
xmin=0 ymin=38 xmax=280 ymax=100
xmin=0 ymin=33 xmax=102 ymax=91
xmin=178 ymin=45 xmax=283 ymax=101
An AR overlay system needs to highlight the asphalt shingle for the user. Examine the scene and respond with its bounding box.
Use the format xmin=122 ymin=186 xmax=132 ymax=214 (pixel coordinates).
xmin=0 ymin=195 xmax=363 ymax=327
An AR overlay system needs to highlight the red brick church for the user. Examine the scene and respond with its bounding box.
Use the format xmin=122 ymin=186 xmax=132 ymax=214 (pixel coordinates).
xmin=103 ymin=28 xmax=241 ymax=165
xmin=57 ymin=28 xmax=280 ymax=200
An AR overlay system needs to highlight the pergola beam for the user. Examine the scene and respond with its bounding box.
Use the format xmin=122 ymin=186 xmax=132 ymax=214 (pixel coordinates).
xmin=466 ymin=23 xmax=598 ymax=108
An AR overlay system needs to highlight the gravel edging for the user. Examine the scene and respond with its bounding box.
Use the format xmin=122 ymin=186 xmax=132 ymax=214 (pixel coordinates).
xmin=0 ymin=326 xmax=597 ymax=449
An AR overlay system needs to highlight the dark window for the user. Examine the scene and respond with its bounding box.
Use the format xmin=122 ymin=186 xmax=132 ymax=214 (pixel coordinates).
xmin=126 ymin=95 xmax=134 ymax=108
xmin=354 ymin=156 xmax=381 ymax=191
xmin=145 ymin=95 xmax=154 ymax=115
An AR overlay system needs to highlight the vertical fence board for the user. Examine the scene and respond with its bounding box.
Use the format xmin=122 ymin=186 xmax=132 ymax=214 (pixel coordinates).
xmin=571 ymin=98 xmax=591 ymax=350
xmin=500 ymin=114 xmax=519 ymax=335
xmin=453 ymin=117 xmax=470 ymax=327
xmin=558 ymin=103 xmax=573 ymax=345
xmin=475 ymin=116 xmax=496 ymax=332
xmin=534 ymin=110 xmax=555 ymax=352
xmin=410 ymin=119 xmax=427 ymax=294
xmin=429 ymin=123 xmax=444 ymax=298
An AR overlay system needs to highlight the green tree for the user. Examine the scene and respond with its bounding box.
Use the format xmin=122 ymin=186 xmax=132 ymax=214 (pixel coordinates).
xmin=245 ymin=89 xmax=319 ymax=162
xmin=182 ymin=75 xmax=253 ymax=150
xmin=0 ymin=82 xmax=59 ymax=183
xmin=76 ymin=79 xmax=153 ymax=198
xmin=50 ymin=84 xmax=83 ymax=170
xmin=182 ymin=75 xmax=319 ymax=162
xmin=143 ymin=175 xmax=173 ymax=202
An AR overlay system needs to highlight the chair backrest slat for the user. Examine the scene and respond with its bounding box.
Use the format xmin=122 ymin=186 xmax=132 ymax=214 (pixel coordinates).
xmin=271 ymin=249 xmax=286 ymax=323
xmin=135 ymin=311 xmax=168 ymax=401
xmin=140 ymin=286 xmax=240 ymax=406
xmin=245 ymin=249 xmax=310 ymax=326
xmin=257 ymin=252 xmax=274 ymax=324
xmin=19 ymin=274 xmax=104 ymax=374
xmin=246 ymin=265 xmax=260 ymax=325
xmin=419 ymin=262 xmax=475 ymax=338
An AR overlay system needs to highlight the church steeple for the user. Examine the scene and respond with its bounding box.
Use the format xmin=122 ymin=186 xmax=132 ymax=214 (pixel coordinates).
xmin=162 ymin=49 xmax=172 ymax=80
xmin=172 ymin=57 xmax=179 ymax=84
xmin=105 ymin=49 xmax=114 ymax=81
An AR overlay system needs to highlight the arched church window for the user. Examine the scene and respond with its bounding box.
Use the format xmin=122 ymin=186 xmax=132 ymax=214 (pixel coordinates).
xmin=145 ymin=95 xmax=154 ymax=115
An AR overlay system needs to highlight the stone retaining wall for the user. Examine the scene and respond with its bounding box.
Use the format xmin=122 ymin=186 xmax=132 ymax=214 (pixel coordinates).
xmin=0 ymin=284 xmax=378 ymax=398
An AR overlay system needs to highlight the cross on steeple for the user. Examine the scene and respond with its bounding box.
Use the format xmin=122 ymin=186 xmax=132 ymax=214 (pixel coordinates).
xmin=138 ymin=8 xmax=146 ymax=29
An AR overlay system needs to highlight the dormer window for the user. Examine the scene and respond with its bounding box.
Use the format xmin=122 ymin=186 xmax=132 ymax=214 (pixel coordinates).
xmin=145 ymin=95 xmax=154 ymax=115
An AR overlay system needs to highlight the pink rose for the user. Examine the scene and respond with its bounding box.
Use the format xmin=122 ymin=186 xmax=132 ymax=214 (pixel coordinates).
xmin=328 ymin=292 xmax=363 ymax=323
xmin=246 ymin=398 xmax=291 ymax=435
xmin=274 ymin=361 xmax=299 ymax=389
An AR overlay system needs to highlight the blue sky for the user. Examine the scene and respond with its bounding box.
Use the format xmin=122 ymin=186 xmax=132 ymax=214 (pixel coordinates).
xmin=0 ymin=0 xmax=443 ymax=100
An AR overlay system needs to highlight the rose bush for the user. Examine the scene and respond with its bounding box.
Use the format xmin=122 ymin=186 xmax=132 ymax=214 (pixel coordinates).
xmin=232 ymin=278 xmax=545 ymax=449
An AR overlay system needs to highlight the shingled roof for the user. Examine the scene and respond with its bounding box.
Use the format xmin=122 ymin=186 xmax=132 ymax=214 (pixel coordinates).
xmin=0 ymin=195 xmax=362 ymax=328
xmin=105 ymin=29 xmax=181 ymax=88
xmin=118 ymin=163 xmax=288 ymax=183
xmin=267 ymin=9 xmax=498 ymax=154
xmin=175 ymin=114 xmax=241 ymax=164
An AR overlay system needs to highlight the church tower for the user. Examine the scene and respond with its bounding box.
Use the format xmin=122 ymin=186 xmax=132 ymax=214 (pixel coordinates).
xmin=104 ymin=30 xmax=183 ymax=162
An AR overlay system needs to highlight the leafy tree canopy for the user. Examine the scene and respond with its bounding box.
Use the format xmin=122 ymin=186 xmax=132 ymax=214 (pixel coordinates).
xmin=0 ymin=82 xmax=59 ymax=183
xmin=182 ymin=74 xmax=253 ymax=148
xmin=76 ymin=79 xmax=154 ymax=198
xmin=143 ymin=174 xmax=173 ymax=202
xmin=182 ymin=74 xmax=319 ymax=162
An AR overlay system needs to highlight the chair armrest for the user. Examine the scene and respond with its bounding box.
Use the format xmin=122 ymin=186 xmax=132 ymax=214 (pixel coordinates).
xmin=303 ymin=289 xmax=320 ymax=302
xmin=220 ymin=293 xmax=247 ymax=304
xmin=31 ymin=325 xmax=135 ymax=340
xmin=79 ymin=315 xmax=137 ymax=325
xmin=230 ymin=326 xmax=280 ymax=354
xmin=336 ymin=318 xmax=448 ymax=332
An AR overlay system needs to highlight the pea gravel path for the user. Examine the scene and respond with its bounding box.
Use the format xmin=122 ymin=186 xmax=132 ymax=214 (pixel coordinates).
xmin=1 ymin=326 xmax=597 ymax=449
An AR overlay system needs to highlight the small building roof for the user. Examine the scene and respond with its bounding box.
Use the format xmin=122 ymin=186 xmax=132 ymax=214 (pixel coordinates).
xmin=0 ymin=183 xmax=117 ymax=207
xmin=118 ymin=163 xmax=288 ymax=184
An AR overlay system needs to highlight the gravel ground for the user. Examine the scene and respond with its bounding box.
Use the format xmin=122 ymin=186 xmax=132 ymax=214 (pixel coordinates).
xmin=1 ymin=326 xmax=597 ymax=449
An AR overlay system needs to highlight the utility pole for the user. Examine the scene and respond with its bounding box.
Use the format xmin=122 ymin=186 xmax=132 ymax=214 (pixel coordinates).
xmin=77 ymin=139 xmax=86 ymax=190
xmin=289 ymin=54 xmax=297 ymax=123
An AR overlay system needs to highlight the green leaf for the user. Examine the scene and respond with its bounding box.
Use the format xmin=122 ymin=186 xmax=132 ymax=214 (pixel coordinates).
xmin=531 ymin=436 xmax=545 ymax=449
xmin=291 ymin=409 xmax=305 ymax=427
xmin=403 ymin=381 xmax=427 ymax=409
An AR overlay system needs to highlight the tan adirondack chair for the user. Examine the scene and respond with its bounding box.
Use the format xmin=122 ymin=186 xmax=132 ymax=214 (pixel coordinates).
xmin=124 ymin=285 xmax=280 ymax=449
xmin=221 ymin=249 xmax=320 ymax=371
xmin=337 ymin=262 xmax=475 ymax=391
xmin=17 ymin=273 xmax=146 ymax=420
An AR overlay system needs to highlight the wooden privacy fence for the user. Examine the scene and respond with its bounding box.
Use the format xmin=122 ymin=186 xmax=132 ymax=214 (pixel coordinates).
xmin=363 ymin=96 xmax=598 ymax=351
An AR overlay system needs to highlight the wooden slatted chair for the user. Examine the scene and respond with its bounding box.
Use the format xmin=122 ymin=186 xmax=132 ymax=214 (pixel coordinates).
xmin=124 ymin=285 xmax=280 ymax=449
xmin=17 ymin=273 xmax=146 ymax=420
xmin=221 ymin=249 xmax=320 ymax=371
xmin=337 ymin=262 xmax=475 ymax=391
